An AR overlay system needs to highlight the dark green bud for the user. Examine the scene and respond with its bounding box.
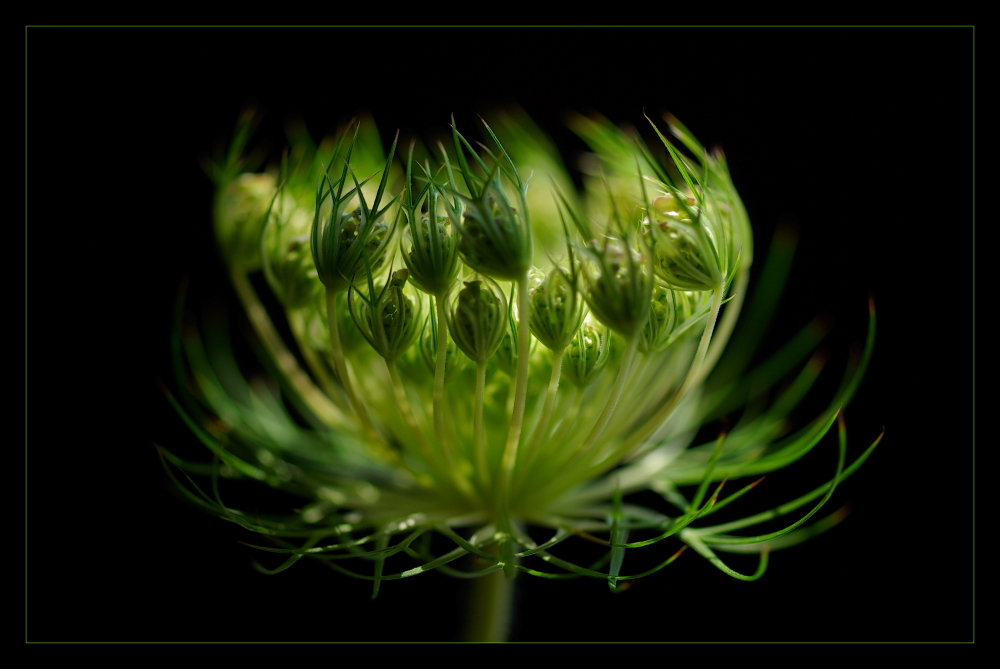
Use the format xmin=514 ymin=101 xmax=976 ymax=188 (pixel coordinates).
xmin=639 ymin=283 xmax=678 ymax=354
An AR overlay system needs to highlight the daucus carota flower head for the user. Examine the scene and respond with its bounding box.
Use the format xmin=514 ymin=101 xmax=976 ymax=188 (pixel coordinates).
xmin=163 ymin=110 xmax=880 ymax=641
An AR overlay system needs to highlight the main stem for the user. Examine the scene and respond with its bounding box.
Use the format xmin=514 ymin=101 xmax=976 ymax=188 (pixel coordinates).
xmin=465 ymin=545 xmax=515 ymax=642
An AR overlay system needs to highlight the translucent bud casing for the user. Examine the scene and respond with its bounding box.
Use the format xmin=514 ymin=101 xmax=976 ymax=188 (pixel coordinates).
xmin=639 ymin=283 xmax=679 ymax=354
xmin=640 ymin=285 xmax=714 ymax=354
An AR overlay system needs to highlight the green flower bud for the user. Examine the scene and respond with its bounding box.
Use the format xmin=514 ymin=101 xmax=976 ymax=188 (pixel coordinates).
xmin=401 ymin=202 xmax=460 ymax=297
xmin=447 ymin=277 xmax=508 ymax=364
xmin=263 ymin=206 xmax=323 ymax=310
xmin=639 ymin=283 xmax=677 ymax=354
xmin=527 ymin=266 xmax=586 ymax=352
xmin=562 ymin=321 xmax=611 ymax=387
xmin=349 ymin=269 xmax=423 ymax=362
xmin=644 ymin=194 xmax=724 ymax=291
xmin=314 ymin=206 xmax=392 ymax=293
xmin=214 ymin=172 xmax=276 ymax=272
xmin=311 ymin=127 xmax=399 ymax=295
xmin=580 ymin=237 xmax=653 ymax=337
xmin=452 ymin=186 xmax=532 ymax=282
xmin=639 ymin=285 xmax=714 ymax=354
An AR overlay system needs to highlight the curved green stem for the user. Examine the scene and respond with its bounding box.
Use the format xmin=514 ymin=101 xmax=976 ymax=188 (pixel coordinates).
xmin=523 ymin=347 xmax=565 ymax=467
xmin=385 ymin=358 xmax=430 ymax=459
xmin=324 ymin=288 xmax=376 ymax=435
xmin=602 ymin=287 xmax=725 ymax=468
xmin=230 ymin=272 xmax=348 ymax=429
xmin=580 ymin=334 xmax=639 ymax=454
xmin=700 ymin=266 xmax=747 ymax=380
xmin=287 ymin=308 xmax=347 ymax=410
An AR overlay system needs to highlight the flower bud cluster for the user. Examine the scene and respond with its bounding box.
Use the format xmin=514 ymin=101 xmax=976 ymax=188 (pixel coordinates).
xmin=188 ymin=111 xmax=863 ymax=600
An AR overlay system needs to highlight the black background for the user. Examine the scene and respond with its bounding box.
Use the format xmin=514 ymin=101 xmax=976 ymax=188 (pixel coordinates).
xmin=27 ymin=28 xmax=974 ymax=642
